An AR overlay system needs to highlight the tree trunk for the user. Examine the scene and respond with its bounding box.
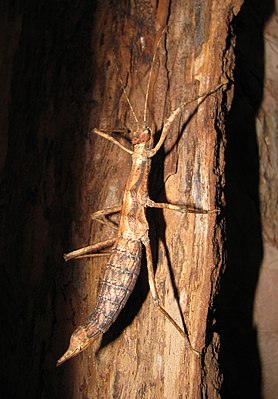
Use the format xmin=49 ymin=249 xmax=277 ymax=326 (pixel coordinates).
xmin=56 ymin=1 xmax=242 ymax=398
xmin=0 ymin=1 xmax=243 ymax=398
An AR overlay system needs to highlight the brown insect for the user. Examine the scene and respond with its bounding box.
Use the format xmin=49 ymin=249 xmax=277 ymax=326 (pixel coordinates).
xmin=57 ymin=27 xmax=225 ymax=366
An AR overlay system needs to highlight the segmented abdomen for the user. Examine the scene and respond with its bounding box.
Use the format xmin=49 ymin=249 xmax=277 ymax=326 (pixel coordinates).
xmin=86 ymin=237 xmax=142 ymax=337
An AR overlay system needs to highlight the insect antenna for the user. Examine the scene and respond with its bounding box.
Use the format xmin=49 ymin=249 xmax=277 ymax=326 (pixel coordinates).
xmin=112 ymin=51 xmax=140 ymax=130
xmin=143 ymin=26 xmax=168 ymax=129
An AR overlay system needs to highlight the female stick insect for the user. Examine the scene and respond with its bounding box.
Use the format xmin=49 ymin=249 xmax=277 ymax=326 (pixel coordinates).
xmin=57 ymin=26 xmax=225 ymax=366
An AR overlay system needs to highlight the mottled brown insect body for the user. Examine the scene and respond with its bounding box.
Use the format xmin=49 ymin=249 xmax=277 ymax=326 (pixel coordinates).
xmin=57 ymin=133 xmax=156 ymax=366
xmin=87 ymin=237 xmax=142 ymax=335
xmin=87 ymin=138 xmax=152 ymax=336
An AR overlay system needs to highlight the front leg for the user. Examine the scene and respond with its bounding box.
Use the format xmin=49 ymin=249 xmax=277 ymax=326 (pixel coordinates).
xmin=147 ymin=82 xmax=227 ymax=158
xmin=93 ymin=128 xmax=133 ymax=154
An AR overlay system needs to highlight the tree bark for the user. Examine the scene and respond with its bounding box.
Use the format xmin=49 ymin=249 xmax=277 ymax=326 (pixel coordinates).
xmin=57 ymin=1 xmax=243 ymax=398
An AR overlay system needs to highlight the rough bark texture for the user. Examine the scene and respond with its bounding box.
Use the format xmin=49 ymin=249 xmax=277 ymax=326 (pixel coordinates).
xmin=0 ymin=1 xmax=245 ymax=399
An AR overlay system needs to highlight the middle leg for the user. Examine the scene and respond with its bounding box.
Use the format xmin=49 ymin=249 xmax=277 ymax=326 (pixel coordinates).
xmin=64 ymin=237 xmax=117 ymax=262
xmin=146 ymin=198 xmax=219 ymax=214
xmin=91 ymin=205 xmax=122 ymax=230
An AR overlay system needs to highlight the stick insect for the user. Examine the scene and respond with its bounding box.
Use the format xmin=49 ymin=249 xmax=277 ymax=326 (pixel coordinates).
xmin=57 ymin=27 xmax=225 ymax=366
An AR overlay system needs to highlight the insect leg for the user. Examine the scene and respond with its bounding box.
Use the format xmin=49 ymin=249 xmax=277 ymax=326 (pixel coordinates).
xmin=91 ymin=205 xmax=122 ymax=230
xmin=146 ymin=199 xmax=219 ymax=214
xmin=64 ymin=238 xmax=117 ymax=262
xmin=143 ymin=237 xmax=200 ymax=357
xmin=147 ymin=82 xmax=227 ymax=158
xmin=93 ymin=128 xmax=133 ymax=154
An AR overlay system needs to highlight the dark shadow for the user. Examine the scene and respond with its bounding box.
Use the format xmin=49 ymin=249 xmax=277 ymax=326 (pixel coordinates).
xmin=216 ymin=1 xmax=274 ymax=398
xmin=0 ymin=2 xmax=97 ymax=398
xmin=143 ymin=93 xmax=217 ymax=340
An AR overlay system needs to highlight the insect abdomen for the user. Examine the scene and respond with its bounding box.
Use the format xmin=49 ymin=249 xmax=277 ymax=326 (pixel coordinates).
xmin=86 ymin=237 xmax=142 ymax=336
